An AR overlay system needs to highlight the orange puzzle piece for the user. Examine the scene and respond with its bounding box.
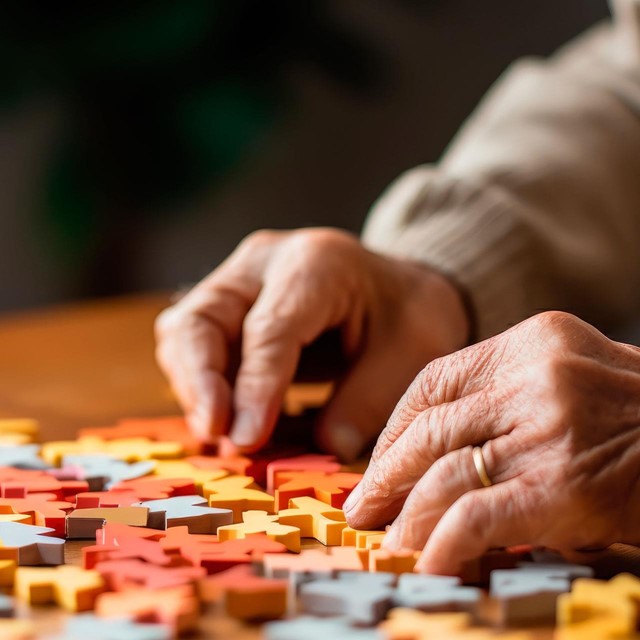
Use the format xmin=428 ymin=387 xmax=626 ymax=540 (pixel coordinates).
xmin=261 ymin=546 xmax=363 ymax=581
xmin=14 ymin=565 xmax=105 ymax=612
xmin=0 ymin=493 xmax=74 ymax=537
xmin=95 ymin=558 xmax=205 ymax=591
xmin=83 ymin=534 xmax=171 ymax=570
xmin=274 ymin=470 xmax=362 ymax=510
xmin=203 ymin=475 xmax=275 ymax=522
xmin=199 ymin=564 xmax=288 ymax=619
xmin=217 ymin=510 xmax=301 ymax=552
xmin=266 ymin=454 xmax=342 ymax=493
xmin=95 ymin=584 xmax=200 ymax=635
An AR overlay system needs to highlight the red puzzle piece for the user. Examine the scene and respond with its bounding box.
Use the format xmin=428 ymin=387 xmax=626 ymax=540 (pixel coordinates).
xmin=110 ymin=476 xmax=197 ymax=501
xmin=274 ymin=471 xmax=362 ymax=510
xmin=0 ymin=493 xmax=74 ymax=537
xmin=97 ymin=521 xmax=166 ymax=546
xmin=266 ymin=455 xmax=341 ymax=494
xmin=83 ymin=535 xmax=171 ymax=570
xmin=95 ymin=558 xmax=205 ymax=590
xmin=0 ymin=468 xmax=88 ymax=501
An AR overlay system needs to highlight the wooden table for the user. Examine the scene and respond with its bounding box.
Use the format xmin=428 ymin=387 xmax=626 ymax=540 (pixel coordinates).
xmin=0 ymin=295 xmax=639 ymax=639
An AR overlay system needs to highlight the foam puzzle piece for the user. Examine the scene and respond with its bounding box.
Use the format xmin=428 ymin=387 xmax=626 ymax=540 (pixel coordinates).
xmin=134 ymin=495 xmax=233 ymax=534
xmin=198 ymin=564 xmax=288 ymax=619
xmin=110 ymin=476 xmax=197 ymax=501
xmin=83 ymin=535 xmax=171 ymax=570
xmin=460 ymin=549 xmax=529 ymax=585
xmin=0 ymin=468 xmax=88 ymax=500
xmin=0 ymin=513 xmax=31 ymax=524
xmin=14 ymin=565 xmax=105 ymax=611
xmin=262 ymin=547 xmax=363 ymax=587
xmin=264 ymin=616 xmax=384 ymax=640
xmin=341 ymin=526 xmax=386 ymax=548
xmin=266 ymin=454 xmax=341 ymax=493
xmin=157 ymin=525 xmax=219 ymax=558
xmin=152 ymin=460 xmax=228 ymax=491
xmin=368 ymin=548 xmax=419 ymax=574
xmin=0 ymin=419 xmax=39 ymax=440
xmin=277 ymin=496 xmax=347 ymax=545
xmin=0 ymin=492 xmax=80 ymax=537
xmin=183 ymin=534 xmax=288 ymax=574
xmin=0 ymin=559 xmax=16 ymax=586
xmin=217 ymin=510 xmax=301 ymax=552
xmin=394 ymin=573 xmax=482 ymax=614
xmin=42 ymin=437 xmax=183 ymax=466
xmin=95 ymin=558 xmax=206 ymax=590
xmin=186 ymin=454 xmax=254 ymax=478
xmin=282 ymin=382 xmax=333 ymax=416
xmin=66 ymin=506 xmax=150 ymax=539
xmin=95 ymin=584 xmax=200 ymax=635
xmin=274 ymin=470 xmax=362 ymax=510
xmin=0 ymin=618 xmax=36 ymax=639
xmin=61 ymin=454 xmax=156 ymax=489
xmin=56 ymin=613 xmax=171 ymax=640
xmin=97 ymin=521 xmax=166 ymax=546
xmin=203 ymin=475 xmax=275 ymax=522
xmin=80 ymin=415 xmax=200 ymax=456
xmin=381 ymin=608 xmax=473 ymax=640
xmin=0 ymin=445 xmax=48 ymax=469
xmin=0 ymin=522 xmax=65 ymax=565
xmin=557 ymin=573 xmax=640 ymax=635
xmin=490 ymin=564 xmax=592 ymax=626
xmin=0 ymin=594 xmax=15 ymax=617
xmin=299 ymin=571 xmax=396 ymax=625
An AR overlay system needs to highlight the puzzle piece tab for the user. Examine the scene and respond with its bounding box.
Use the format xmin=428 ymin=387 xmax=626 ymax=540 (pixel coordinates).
xmin=217 ymin=510 xmax=301 ymax=552
xmin=135 ymin=495 xmax=233 ymax=534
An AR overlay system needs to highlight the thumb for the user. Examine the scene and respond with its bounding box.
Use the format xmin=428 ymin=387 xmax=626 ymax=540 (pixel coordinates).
xmin=315 ymin=345 xmax=425 ymax=462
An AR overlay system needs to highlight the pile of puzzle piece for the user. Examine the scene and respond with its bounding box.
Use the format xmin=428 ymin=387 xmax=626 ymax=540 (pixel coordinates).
xmin=0 ymin=416 xmax=639 ymax=639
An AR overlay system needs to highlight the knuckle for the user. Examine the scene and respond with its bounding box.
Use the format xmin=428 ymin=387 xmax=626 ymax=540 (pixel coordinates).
xmin=240 ymin=229 xmax=280 ymax=251
xmin=154 ymin=307 xmax=179 ymax=339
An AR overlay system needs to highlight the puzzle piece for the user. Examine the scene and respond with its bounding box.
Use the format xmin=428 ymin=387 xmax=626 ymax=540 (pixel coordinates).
xmin=0 ymin=468 xmax=88 ymax=501
xmin=274 ymin=470 xmax=362 ymax=510
xmin=0 ymin=618 xmax=36 ymax=639
xmin=83 ymin=534 xmax=171 ymax=570
xmin=557 ymin=573 xmax=640 ymax=636
xmin=56 ymin=613 xmax=171 ymax=640
xmin=198 ymin=564 xmax=288 ymax=619
xmin=66 ymin=506 xmax=150 ymax=539
xmin=217 ymin=510 xmax=301 ymax=552
xmin=0 ymin=594 xmax=15 ymax=617
xmin=152 ymin=460 xmax=228 ymax=491
xmin=0 ymin=445 xmax=48 ymax=470
xmin=0 ymin=495 xmax=72 ymax=537
xmin=368 ymin=548 xmax=419 ymax=574
xmin=266 ymin=454 xmax=341 ymax=493
xmin=95 ymin=558 xmax=205 ymax=590
xmin=110 ymin=476 xmax=197 ymax=501
xmin=42 ymin=437 xmax=183 ymax=466
xmin=0 ymin=559 xmax=16 ymax=586
xmin=61 ymin=454 xmax=156 ymax=489
xmin=0 ymin=419 xmax=39 ymax=442
xmin=80 ymin=415 xmax=200 ymax=456
xmin=203 ymin=475 xmax=274 ymax=522
xmin=14 ymin=565 xmax=105 ymax=611
xmin=460 ymin=549 xmax=529 ymax=585
xmin=157 ymin=525 xmax=218 ymax=558
xmin=0 ymin=522 xmax=63 ymax=565
xmin=185 ymin=454 xmax=254 ymax=478
xmin=394 ymin=573 xmax=482 ymax=614
xmin=490 ymin=564 xmax=592 ymax=627
xmin=134 ymin=495 xmax=233 ymax=534
xmin=341 ymin=527 xmax=386 ymax=548
xmin=299 ymin=571 xmax=396 ymax=625
xmin=95 ymin=584 xmax=200 ymax=636
xmin=97 ymin=521 xmax=166 ymax=546
xmin=265 ymin=616 xmax=384 ymax=640
xmin=277 ymin=496 xmax=347 ymax=545
xmin=282 ymin=382 xmax=333 ymax=417
xmin=262 ymin=547 xmax=363 ymax=587
xmin=381 ymin=608 xmax=473 ymax=640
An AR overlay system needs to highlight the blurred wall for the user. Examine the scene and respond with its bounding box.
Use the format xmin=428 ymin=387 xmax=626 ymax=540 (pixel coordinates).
xmin=0 ymin=1 xmax=611 ymax=311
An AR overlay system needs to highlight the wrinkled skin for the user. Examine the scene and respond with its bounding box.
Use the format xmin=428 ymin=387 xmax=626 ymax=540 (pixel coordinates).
xmin=155 ymin=228 xmax=468 ymax=460
xmin=344 ymin=311 xmax=640 ymax=574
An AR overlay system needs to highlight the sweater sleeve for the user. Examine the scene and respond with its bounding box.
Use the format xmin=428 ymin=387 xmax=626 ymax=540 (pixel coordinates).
xmin=362 ymin=8 xmax=640 ymax=341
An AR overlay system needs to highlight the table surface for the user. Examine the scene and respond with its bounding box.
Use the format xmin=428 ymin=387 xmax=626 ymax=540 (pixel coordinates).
xmin=0 ymin=294 xmax=638 ymax=639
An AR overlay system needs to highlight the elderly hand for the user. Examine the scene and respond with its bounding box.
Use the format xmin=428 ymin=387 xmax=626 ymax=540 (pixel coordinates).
xmin=343 ymin=311 xmax=640 ymax=574
xmin=155 ymin=228 xmax=468 ymax=459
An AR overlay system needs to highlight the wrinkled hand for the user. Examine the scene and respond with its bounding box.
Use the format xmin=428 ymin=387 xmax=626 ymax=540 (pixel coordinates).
xmin=344 ymin=311 xmax=640 ymax=573
xmin=155 ymin=228 xmax=468 ymax=459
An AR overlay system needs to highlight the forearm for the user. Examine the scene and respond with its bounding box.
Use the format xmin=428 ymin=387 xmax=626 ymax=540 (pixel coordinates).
xmin=364 ymin=16 xmax=640 ymax=340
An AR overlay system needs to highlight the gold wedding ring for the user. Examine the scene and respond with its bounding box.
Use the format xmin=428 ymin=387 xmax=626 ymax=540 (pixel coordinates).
xmin=472 ymin=446 xmax=493 ymax=488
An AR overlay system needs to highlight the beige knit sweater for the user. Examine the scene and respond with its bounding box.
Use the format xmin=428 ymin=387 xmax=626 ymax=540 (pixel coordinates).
xmin=363 ymin=0 xmax=640 ymax=341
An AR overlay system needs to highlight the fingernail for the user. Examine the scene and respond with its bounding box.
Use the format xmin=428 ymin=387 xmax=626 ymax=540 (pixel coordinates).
xmin=189 ymin=405 xmax=214 ymax=443
xmin=230 ymin=410 xmax=258 ymax=448
xmin=343 ymin=482 xmax=364 ymax=514
xmin=324 ymin=423 xmax=365 ymax=463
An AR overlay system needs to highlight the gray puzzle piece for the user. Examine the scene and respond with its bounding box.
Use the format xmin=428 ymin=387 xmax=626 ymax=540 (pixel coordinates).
xmin=0 ymin=445 xmax=48 ymax=470
xmin=0 ymin=594 xmax=15 ymax=618
xmin=264 ymin=616 xmax=385 ymax=640
xmin=134 ymin=495 xmax=233 ymax=533
xmin=299 ymin=572 xmax=396 ymax=625
xmin=394 ymin=573 xmax=482 ymax=613
xmin=0 ymin=521 xmax=65 ymax=565
xmin=55 ymin=614 xmax=171 ymax=640
xmin=62 ymin=454 xmax=155 ymax=489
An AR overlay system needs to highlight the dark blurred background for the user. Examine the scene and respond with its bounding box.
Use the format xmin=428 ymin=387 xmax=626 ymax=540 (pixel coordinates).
xmin=0 ymin=1 xmax=611 ymax=312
